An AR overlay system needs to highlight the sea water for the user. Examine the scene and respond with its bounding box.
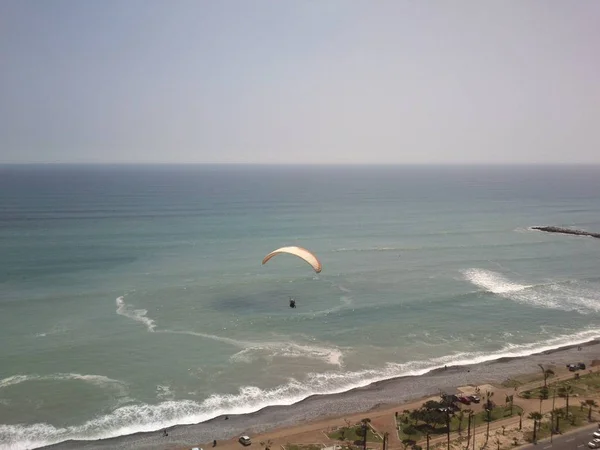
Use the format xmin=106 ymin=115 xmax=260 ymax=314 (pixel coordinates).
xmin=1 ymin=165 xmax=599 ymax=450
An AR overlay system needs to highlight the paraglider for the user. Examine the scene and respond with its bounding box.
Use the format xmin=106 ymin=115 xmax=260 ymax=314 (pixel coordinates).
xmin=261 ymin=246 xmax=322 ymax=273
xmin=262 ymin=246 xmax=321 ymax=309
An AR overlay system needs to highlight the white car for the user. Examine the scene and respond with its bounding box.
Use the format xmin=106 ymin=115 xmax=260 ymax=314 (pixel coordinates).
xmin=594 ymin=432 xmax=600 ymax=439
xmin=239 ymin=436 xmax=252 ymax=446
xmin=589 ymin=439 xmax=600 ymax=449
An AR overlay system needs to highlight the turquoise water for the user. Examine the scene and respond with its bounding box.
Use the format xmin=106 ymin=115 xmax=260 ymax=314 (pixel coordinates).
xmin=1 ymin=165 xmax=600 ymax=449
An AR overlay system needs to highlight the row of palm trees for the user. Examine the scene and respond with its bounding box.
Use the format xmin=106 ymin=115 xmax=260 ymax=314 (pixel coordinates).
xmin=532 ymin=365 xmax=599 ymax=442
xmin=528 ymin=397 xmax=598 ymax=443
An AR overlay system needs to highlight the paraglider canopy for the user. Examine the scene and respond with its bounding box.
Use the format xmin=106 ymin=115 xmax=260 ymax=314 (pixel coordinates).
xmin=261 ymin=246 xmax=322 ymax=273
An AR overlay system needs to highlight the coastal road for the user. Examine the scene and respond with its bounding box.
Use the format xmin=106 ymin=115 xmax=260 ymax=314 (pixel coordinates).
xmin=519 ymin=424 xmax=599 ymax=450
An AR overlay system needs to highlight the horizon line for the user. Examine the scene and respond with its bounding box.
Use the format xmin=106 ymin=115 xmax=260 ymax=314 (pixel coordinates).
xmin=2 ymin=162 xmax=600 ymax=167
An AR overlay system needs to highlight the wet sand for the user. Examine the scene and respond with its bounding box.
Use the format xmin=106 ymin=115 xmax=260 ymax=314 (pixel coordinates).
xmin=43 ymin=340 xmax=599 ymax=450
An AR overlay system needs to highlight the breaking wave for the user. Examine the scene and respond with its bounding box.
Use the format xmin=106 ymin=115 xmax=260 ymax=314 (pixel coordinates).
xmin=116 ymin=297 xmax=156 ymax=331
xmin=0 ymin=373 xmax=127 ymax=397
xmin=463 ymin=268 xmax=533 ymax=294
xmin=463 ymin=269 xmax=600 ymax=314
xmin=3 ymin=328 xmax=599 ymax=450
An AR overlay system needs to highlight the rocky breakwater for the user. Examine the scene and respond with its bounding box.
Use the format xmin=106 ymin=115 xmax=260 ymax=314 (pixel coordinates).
xmin=531 ymin=226 xmax=600 ymax=239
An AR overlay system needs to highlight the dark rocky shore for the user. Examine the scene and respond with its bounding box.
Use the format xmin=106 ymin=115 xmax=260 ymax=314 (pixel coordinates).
xmin=43 ymin=340 xmax=600 ymax=450
xmin=531 ymin=226 xmax=600 ymax=239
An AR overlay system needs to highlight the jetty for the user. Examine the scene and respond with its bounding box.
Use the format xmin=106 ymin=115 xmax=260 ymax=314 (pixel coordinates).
xmin=531 ymin=226 xmax=600 ymax=239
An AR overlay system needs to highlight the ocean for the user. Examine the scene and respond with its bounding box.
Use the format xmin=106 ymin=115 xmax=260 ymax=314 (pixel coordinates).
xmin=1 ymin=164 xmax=600 ymax=450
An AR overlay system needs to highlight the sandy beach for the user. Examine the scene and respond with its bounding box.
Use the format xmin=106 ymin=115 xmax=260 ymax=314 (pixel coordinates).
xmin=43 ymin=339 xmax=600 ymax=450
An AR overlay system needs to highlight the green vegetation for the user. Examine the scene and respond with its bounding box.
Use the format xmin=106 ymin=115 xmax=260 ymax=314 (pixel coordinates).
xmin=466 ymin=405 xmax=524 ymax=428
xmin=328 ymin=425 xmax=382 ymax=443
xmin=396 ymin=404 xmax=523 ymax=442
xmin=525 ymin=406 xmax=590 ymax=442
xmin=519 ymin=371 xmax=600 ymax=399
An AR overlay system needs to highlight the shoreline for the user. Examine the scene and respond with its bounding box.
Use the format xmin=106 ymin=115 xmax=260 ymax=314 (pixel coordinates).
xmin=42 ymin=338 xmax=600 ymax=450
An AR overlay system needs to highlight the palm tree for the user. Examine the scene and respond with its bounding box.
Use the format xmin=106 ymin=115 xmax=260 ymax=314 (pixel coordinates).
xmin=585 ymin=400 xmax=598 ymax=421
xmin=505 ymin=394 xmax=514 ymax=415
xmin=464 ymin=409 xmax=473 ymax=439
xmin=558 ymin=385 xmax=574 ymax=416
xmin=518 ymin=411 xmax=523 ymax=430
xmin=445 ymin=411 xmax=451 ymax=450
xmin=360 ymin=418 xmax=371 ymax=450
xmin=485 ymin=391 xmax=494 ymax=443
xmin=554 ymin=409 xmax=564 ymax=433
xmin=485 ymin=390 xmax=494 ymax=410
xmin=260 ymin=440 xmax=273 ymax=450
xmin=382 ymin=432 xmax=389 ymax=450
xmin=538 ymin=364 xmax=555 ymax=388
xmin=528 ymin=412 xmax=543 ymax=443
xmin=457 ymin=410 xmax=464 ymax=435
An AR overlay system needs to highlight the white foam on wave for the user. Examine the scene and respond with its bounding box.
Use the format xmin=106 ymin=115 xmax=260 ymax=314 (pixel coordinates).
xmin=4 ymin=327 xmax=600 ymax=450
xmin=116 ymin=297 xmax=343 ymax=366
xmin=229 ymin=341 xmax=343 ymax=366
xmin=0 ymin=373 xmax=127 ymax=396
xmin=116 ymin=296 xmax=156 ymax=332
xmin=463 ymin=268 xmax=532 ymax=294
xmin=463 ymin=269 xmax=600 ymax=314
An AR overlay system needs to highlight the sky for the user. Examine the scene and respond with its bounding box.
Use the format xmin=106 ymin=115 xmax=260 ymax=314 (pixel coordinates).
xmin=1 ymin=1 xmax=599 ymax=164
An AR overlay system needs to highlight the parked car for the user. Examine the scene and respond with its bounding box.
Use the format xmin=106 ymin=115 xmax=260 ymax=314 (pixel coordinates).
xmin=567 ymin=362 xmax=587 ymax=371
xmin=589 ymin=438 xmax=600 ymax=449
xmin=239 ymin=436 xmax=252 ymax=446
xmin=593 ymin=431 xmax=600 ymax=439
xmin=458 ymin=396 xmax=471 ymax=405
xmin=468 ymin=395 xmax=480 ymax=403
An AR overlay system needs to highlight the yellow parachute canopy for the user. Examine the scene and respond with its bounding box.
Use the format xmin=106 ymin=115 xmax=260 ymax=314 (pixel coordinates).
xmin=262 ymin=246 xmax=322 ymax=273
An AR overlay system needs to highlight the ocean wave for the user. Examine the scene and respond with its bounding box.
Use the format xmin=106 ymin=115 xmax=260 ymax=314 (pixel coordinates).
xmin=0 ymin=373 xmax=127 ymax=395
xmin=116 ymin=296 xmax=156 ymax=332
xmin=117 ymin=297 xmax=343 ymax=366
xmin=229 ymin=341 xmax=343 ymax=366
xmin=463 ymin=269 xmax=600 ymax=314
xmin=462 ymin=268 xmax=534 ymax=294
xmin=3 ymin=327 xmax=600 ymax=450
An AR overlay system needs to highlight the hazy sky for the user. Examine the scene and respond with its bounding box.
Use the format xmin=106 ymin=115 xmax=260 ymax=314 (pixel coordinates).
xmin=1 ymin=1 xmax=599 ymax=164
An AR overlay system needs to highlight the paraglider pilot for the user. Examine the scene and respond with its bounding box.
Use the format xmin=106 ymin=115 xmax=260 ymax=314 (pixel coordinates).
xmin=289 ymin=297 xmax=296 ymax=308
